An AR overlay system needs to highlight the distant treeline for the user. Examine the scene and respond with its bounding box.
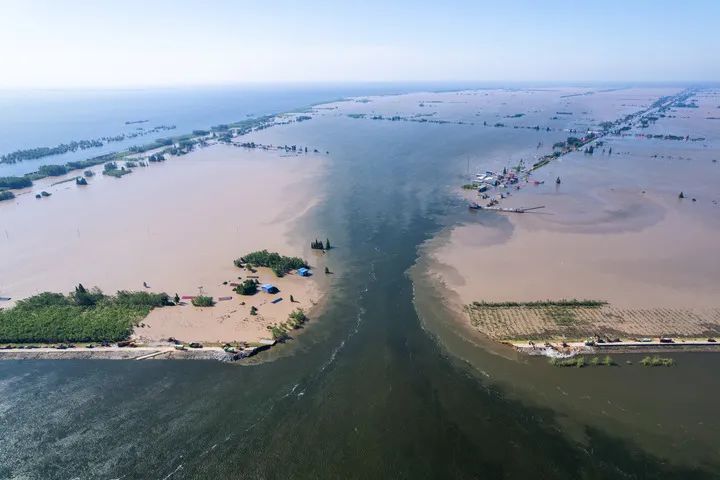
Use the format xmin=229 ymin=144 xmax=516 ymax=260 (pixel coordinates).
xmin=0 ymin=112 xmax=303 ymax=197
xmin=0 ymin=152 xmax=124 ymax=194
xmin=0 ymin=125 xmax=176 ymax=164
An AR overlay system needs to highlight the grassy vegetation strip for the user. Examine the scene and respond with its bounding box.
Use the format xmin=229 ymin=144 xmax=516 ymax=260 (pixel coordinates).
xmin=550 ymin=355 xmax=615 ymax=367
xmin=0 ymin=287 xmax=169 ymax=343
xmin=550 ymin=355 xmax=675 ymax=368
xmin=470 ymin=300 xmax=607 ymax=308
xmin=640 ymin=356 xmax=674 ymax=367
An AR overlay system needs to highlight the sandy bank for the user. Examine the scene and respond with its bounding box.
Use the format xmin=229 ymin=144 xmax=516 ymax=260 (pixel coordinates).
xmin=135 ymin=266 xmax=322 ymax=344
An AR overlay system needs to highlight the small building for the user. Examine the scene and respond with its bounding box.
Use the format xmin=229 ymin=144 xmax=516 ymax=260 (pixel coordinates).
xmin=297 ymin=267 xmax=310 ymax=276
xmin=261 ymin=284 xmax=279 ymax=294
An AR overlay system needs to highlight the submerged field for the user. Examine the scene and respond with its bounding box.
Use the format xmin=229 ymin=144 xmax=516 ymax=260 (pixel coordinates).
xmin=414 ymin=87 xmax=720 ymax=346
xmin=465 ymin=301 xmax=720 ymax=341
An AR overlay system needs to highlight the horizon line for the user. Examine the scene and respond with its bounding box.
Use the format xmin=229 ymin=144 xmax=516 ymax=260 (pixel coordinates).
xmin=1 ymin=79 xmax=719 ymax=92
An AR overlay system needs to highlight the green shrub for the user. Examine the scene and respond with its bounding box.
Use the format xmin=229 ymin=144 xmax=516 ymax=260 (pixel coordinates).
xmin=640 ymin=356 xmax=674 ymax=367
xmin=549 ymin=356 xmax=586 ymax=368
xmin=268 ymin=324 xmax=289 ymax=341
xmin=234 ymin=279 xmax=258 ymax=295
xmin=286 ymin=308 xmax=307 ymax=329
xmin=191 ymin=295 xmax=214 ymax=307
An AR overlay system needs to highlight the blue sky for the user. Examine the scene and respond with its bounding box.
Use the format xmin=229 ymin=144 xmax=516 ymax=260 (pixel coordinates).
xmin=1 ymin=0 xmax=718 ymax=88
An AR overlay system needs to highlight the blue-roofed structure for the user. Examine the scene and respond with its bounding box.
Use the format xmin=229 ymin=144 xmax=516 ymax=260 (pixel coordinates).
xmin=297 ymin=267 xmax=310 ymax=277
xmin=261 ymin=284 xmax=279 ymax=294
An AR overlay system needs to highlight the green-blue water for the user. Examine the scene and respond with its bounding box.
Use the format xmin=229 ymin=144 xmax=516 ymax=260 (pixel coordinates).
xmin=1 ymin=91 xmax=719 ymax=479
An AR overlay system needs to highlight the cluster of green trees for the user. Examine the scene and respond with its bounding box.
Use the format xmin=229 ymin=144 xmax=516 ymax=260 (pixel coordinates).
xmin=65 ymin=154 xmax=116 ymax=171
xmin=0 ymin=285 xmax=170 ymax=343
xmin=38 ymin=164 xmax=68 ymax=177
xmin=103 ymin=162 xmax=131 ymax=178
xmin=0 ymin=191 xmax=15 ymax=201
xmin=234 ymin=279 xmax=258 ymax=295
xmin=566 ymin=137 xmax=582 ymax=147
xmin=0 ymin=176 xmax=32 ymax=189
xmin=235 ymin=250 xmax=308 ymax=277
xmin=311 ymin=238 xmax=331 ymax=250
